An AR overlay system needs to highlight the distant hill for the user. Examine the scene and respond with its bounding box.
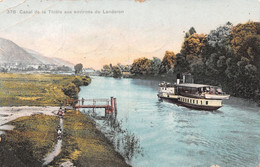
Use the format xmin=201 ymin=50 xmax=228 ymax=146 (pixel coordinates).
xmin=24 ymin=48 xmax=74 ymax=68
xmin=0 ymin=38 xmax=42 ymax=65
xmin=48 ymin=57 xmax=74 ymax=68
xmin=0 ymin=38 xmax=74 ymax=68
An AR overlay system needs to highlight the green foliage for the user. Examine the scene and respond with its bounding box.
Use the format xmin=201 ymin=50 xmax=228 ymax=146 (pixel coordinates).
xmin=118 ymin=64 xmax=131 ymax=72
xmin=99 ymin=21 xmax=260 ymax=101
xmin=101 ymin=64 xmax=112 ymax=76
xmin=56 ymin=65 xmax=71 ymax=71
xmin=63 ymin=76 xmax=90 ymax=99
xmin=160 ymin=51 xmax=176 ymax=74
xmin=112 ymin=65 xmax=122 ymax=78
xmin=130 ymin=57 xmax=162 ymax=75
xmin=74 ymin=63 xmax=83 ymax=74
xmin=185 ymin=27 xmax=197 ymax=39
xmin=72 ymin=76 xmax=91 ymax=87
xmin=174 ymin=53 xmax=189 ymax=73
xmin=181 ymin=33 xmax=207 ymax=63
xmin=182 ymin=21 xmax=260 ymax=100
xmin=150 ymin=57 xmax=161 ymax=75
xmin=231 ymin=21 xmax=258 ymax=56
xmin=62 ymin=83 xmax=79 ymax=99
xmin=130 ymin=57 xmax=152 ymax=75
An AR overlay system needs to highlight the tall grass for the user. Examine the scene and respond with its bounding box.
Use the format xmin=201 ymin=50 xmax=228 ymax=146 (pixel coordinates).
xmin=0 ymin=73 xmax=91 ymax=106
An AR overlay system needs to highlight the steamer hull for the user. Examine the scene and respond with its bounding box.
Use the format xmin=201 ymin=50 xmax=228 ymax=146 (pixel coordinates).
xmin=178 ymin=102 xmax=221 ymax=110
xmin=158 ymin=82 xmax=229 ymax=111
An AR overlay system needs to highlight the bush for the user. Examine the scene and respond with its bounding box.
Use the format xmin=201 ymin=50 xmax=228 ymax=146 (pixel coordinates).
xmin=62 ymin=83 xmax=79 ymax=99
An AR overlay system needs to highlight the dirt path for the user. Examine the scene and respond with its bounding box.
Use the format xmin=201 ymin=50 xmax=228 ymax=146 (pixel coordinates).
xmin=0 ymin=106 xmax=58 ymax=134
xmin=42 ymin=117 xmax=64 ymax=166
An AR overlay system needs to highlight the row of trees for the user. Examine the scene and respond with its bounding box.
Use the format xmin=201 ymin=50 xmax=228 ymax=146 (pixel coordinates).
xmin=101 ymin=21 xmax=260 ymax=100
xmin=101 ymin=53 xmax=177 ymax=77
xmin=130 ymin=52 xmax=176 ymax=75
xmin=179 ymin=22 xmax=260 ymax=99
xmin=101 ymin=64 xmax=131 ymax=78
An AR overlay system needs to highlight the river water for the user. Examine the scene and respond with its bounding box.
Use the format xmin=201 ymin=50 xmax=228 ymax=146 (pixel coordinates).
xmin=78 ymin=76 xmax=260 ymax=167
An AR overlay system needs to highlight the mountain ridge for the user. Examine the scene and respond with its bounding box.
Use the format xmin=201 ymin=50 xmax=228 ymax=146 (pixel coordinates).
xmin=0 ymin=38 xmax=74 ymax=68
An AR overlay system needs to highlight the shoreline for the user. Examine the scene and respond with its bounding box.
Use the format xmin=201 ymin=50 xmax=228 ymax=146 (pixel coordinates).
xmin=0 ymin=107 xmax=59 ymax=166
xmin=99 ymin=74 xmax=260 ymax=104
xmin=0 ymin=73 xmax=130 ymax=166
xmin=0 ymin=106 xmax=130 ymax=166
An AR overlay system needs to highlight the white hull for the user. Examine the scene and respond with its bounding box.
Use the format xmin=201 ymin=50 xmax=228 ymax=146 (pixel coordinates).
xmin=205 ymin=94 xmax=230 ymax=99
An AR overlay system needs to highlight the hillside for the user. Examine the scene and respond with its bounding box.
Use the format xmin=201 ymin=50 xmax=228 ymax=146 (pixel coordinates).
xmin=0 ymin=38 xmax=73 ymax=68
xmin=24 ymin=48 xmax=74 ymax=68
xmin=0 ymin=38 xmax=42 ymax=65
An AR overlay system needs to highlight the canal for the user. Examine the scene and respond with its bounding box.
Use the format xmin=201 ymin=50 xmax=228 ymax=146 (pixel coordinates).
xmin=78 ymin=76 xmax=260 ymax=167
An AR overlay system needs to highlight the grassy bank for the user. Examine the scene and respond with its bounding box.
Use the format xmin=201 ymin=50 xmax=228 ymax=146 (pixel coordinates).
xmin=51 ymin=110 xmax=130 ymax=167
xmin=0 ymin=114 xmax=59 ymax=166
xmin=0 ymin=73 xmax=91 ymax=106
xmin=0 ymin=73 xmax=129 ymax=166
xmin=1 ymin=110 xmax=130 ymax=167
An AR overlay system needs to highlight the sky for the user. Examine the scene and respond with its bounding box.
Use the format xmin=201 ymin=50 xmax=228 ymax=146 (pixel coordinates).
xmin=0 ymin=0 xmax=259 ymax=69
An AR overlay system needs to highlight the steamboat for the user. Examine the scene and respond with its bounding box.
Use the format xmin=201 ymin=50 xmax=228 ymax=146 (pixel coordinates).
xmin=158 ymin=79 xmax=230 ymax=110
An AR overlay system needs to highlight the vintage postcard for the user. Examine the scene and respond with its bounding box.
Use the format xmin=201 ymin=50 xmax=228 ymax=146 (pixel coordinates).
xmin=0 ymin=0 xmax=259 ymax=166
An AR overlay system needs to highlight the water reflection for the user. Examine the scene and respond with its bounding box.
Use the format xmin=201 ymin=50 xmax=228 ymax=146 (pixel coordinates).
xmin=130 ymin=78 xmax=160 ymax=90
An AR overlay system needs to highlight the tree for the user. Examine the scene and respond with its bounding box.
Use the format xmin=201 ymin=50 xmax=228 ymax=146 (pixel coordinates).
xmin=150 ymin=57 xmax=161 ymax=75
xmin=117 ymin=64 xmax=131 ymax=72
xmin=160 ymin=51 xmax=176 ymax=73
xmin=181 ymin=33 xmax=207 ymax=63
xmin=174 ymin=53 xmax=189 ymax=73
xmin=173 ymin=22 xmax=260 ymax=101
xmin=231 ymin=21 xmax=258 ymax=57
xmin=231 ymin=22 xmax=260 ymax=67
xmin=74 ymin=63 xmax=83 ymax=74
xmin=101 ymin=64 xmax=112 ymax=76
xmin=230 ymin=21 xmax=260 ymax=90
xmin=62 ymin=83 xmax=79 ymax=99
xmin=195 ymin=23 xmax=235 ymax=84
xmin=130 ymin=57 xmax=152 ymax=75
xmin=185 ymin=27 xmax=197 ymax=38
xmin=207 ymin=22 xmax=232 ymax=48
xmin=112 ymin=65 xmax=122 ymax=78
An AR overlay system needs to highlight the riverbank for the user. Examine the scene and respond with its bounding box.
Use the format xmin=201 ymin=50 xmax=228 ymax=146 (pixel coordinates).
xmin=101 ymin=73 xmax=260 ymax=104
xmin=0 ymin=107 xmax=130 ymax=166
xmin=51 ymin=109 xmax=130 ymax=166
xmin=0 ymin=73 xmax=91 ymax=106
xmin=0 ymin=108 xmax=59 ymax=166
xmin=0 ymin=73 xmax=130 ymax=166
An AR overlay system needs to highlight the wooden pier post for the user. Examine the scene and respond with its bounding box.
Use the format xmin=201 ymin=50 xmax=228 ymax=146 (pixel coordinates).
xmin=82 ymin=98 xmax=84 ymax=105
xmin=114 ymin=98 xmax=117 ymax=115
xmin=105 ymin=107 xmax=108 ymax=116
xmin=110 ymin=97 xmax=114 ymax=112
xmin=93 ymin=100 xmax=96 ymax=112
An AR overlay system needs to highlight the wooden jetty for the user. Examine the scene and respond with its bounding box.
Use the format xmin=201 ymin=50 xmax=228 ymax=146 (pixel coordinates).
xmin=64 ymin=97 xmax=117 ymax=115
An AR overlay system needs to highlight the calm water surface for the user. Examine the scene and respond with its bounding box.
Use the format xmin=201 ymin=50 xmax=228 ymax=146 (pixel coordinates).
xmin=79 ymin=76 xmax=260 ymax=167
